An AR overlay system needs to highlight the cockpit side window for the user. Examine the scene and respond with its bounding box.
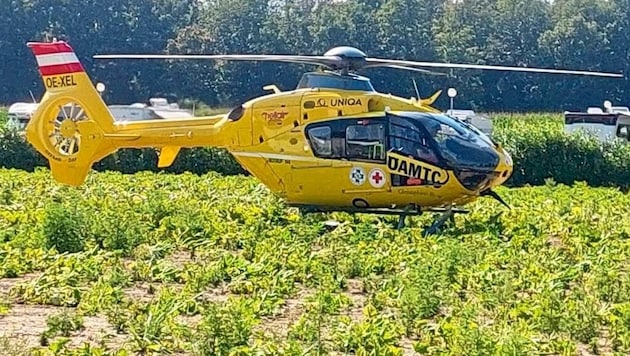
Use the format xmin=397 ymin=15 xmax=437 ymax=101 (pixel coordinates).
xmin=307 ymin=125 xmax=332 ymax=157
xmin=345 ymin=122 xmax=386 ymax=162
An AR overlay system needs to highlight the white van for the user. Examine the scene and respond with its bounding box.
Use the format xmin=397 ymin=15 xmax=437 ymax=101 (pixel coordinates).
xmin=564 ymin=110 xmax=630 ymax=143
xmin=109 ymin=98 xmax=193 ymax=122
xmin=4 ymin=98 xmax=193 ymax=131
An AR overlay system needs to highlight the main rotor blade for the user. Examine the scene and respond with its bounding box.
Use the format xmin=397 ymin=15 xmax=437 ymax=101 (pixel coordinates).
xmin=363 ymin=63 xmax=447 ymax=76
xmin=93 ymin=53 xmax=342 ymax=69
xmin=365 ymin=58 xmax=624 ymax=78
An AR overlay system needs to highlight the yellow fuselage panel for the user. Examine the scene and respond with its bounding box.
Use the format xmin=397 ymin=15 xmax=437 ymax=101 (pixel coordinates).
xmin=226 ymin=92 xmax=511 ymax=209
xmin=234 ymin=150 xmax=477 ymax=208
xmin=250 ymin=91 xmax=305 ymax=143
xmin=236 ymin=89 xmax=445 ymax=151
xmin=300 ymin=91 xmax=370 ymax=118
xmin=232 ymin=119 xmax=484 ymax=209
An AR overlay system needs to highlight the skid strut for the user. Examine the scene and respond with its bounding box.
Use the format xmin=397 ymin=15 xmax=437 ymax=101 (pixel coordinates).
xmin=396 ymin=204 xmax=415 ymax=229
xmin=423 ymin=208 xmax=456 ymax=236
xmin=397 ymin=206 xmax=466 ymax=235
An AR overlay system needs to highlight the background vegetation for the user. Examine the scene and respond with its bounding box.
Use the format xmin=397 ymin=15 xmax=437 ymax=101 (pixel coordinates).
xmin=2 ymin=0 xmax=629 ymax=112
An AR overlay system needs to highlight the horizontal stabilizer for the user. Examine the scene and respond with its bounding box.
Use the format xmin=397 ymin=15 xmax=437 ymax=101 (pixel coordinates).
xmin=158 ymin=146 xmax=181 ymax=168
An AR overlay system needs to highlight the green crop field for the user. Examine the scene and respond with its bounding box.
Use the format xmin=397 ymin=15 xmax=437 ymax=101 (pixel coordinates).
xmin=2 ymin=168 xmax=630 ymax=355
xmin=2 ymin=109 xmax=630 ymax=355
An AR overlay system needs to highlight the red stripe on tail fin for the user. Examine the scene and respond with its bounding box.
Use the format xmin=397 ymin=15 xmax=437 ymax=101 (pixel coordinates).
xmin=27 ymin=41 xmax=75 ymax=55
xmin=39 ymin=62 xmax=84 ymax=76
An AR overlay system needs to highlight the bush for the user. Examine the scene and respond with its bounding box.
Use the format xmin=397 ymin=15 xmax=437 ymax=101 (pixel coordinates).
xmin=0 ymin=108 xmax=6 ymax=126
xmin=2 ymin=111 xmax=630 ymax=189
xmin=0 ymin=128 xmax=246 ymax=176
xmin=0 ymin=129 xmax=48 ymax=172
xmin=92 ymin=146 xmax=246 ymax=176
xmin=492 ymin=113 xmax=630 ymax=190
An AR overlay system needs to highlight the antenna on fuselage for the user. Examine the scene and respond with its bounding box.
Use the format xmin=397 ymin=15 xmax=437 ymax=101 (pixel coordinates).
xmin=412 ymin=78 xmax=420 ymax=99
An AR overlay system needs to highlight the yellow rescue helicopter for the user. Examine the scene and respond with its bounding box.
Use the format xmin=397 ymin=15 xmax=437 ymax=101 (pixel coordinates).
xmin=24 ymin=41 xmax=623 ymax=234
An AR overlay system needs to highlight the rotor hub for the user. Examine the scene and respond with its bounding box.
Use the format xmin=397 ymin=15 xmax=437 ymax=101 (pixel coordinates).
xmin=324 ymin=46 xmax=367 ymax=72
xmin=324 ymin=46 xmax=367 ymax=59
xmin=60 ymin=120 xmax=78 ymax=139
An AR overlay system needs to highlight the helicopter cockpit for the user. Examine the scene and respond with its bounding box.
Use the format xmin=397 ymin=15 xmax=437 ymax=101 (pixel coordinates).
xmin=305 ymin=111 xmax=503 ymax=191
xmin=401 ymin=112 xmax=500 ymax=170
xmin=296 ymin=71 xmax=376 ymax=92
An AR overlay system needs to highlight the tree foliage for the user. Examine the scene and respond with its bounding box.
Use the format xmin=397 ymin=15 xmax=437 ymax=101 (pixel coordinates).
xmin=1 ymin=0 xmax=629 ymax=111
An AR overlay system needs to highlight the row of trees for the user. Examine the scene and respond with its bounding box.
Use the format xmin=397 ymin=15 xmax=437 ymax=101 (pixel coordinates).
xmin=2 ymin=0 xmax=630 ymax=111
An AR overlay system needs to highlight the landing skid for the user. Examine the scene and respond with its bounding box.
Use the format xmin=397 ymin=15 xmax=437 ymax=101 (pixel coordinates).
xmin=293 ymin=204 xmax=469 ymax=236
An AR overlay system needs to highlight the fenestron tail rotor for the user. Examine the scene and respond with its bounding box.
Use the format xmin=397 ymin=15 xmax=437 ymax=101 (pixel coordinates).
xmin=26 ymin=41 xmax=241 ymax=187
xmin=48 ymin=102 xmax=87 ymax=157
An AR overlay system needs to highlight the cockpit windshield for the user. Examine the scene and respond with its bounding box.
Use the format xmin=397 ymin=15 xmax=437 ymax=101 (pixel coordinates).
xmin=403 ymin=113 xmax=500 ymax=171
xmin=388 ymin=115 xmax=440 ymax=165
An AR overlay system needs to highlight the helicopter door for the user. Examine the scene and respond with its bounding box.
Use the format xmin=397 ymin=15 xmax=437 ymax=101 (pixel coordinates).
xmin=292 ymin=118 xmax=387 ymax=205
xmin=387 ymin=116 xmax=441 ymax=187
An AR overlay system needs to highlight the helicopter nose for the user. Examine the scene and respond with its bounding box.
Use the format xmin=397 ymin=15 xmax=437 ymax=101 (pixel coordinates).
xmin=490 ymin=147 xmax=514 ymax=187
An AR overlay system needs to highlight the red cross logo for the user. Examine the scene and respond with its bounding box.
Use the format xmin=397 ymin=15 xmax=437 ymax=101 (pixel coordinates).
xmin=368 ymin=168 xmax=386 ymax=187
xmin=372 ymin=171 xmax=383 ymax=184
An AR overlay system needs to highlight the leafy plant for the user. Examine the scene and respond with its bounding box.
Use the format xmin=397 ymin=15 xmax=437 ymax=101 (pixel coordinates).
xmin=3 ymin=167 xmax=630 ymax=353
xmin=40 ymin=309 xmax=85 ymax=346
xmin=42 ymin=203 xmax=86 ymax=254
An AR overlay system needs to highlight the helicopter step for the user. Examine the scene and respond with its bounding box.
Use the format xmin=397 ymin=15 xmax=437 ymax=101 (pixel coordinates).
xmin=293 ymin=204 xmax=468 ymax=235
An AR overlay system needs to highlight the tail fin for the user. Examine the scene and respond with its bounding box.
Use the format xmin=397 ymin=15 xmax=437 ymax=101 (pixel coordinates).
xmin=26 ymin=41 xmax=117 ymax=186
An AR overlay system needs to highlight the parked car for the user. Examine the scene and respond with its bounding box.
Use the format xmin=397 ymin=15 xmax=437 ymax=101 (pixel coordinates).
xmin=564 ymin=107 xmax=630 ymax=143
